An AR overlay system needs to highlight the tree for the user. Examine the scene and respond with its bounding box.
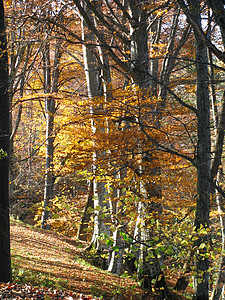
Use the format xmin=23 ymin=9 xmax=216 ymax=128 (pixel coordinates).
xmin=41 ymin=39 xmax=62 ymax=229
xmin=188 ymin=1 xmax=211 ymax=298
xmin=81 ymin=2 xmax=111 ymax=250
xmin=0 ymin=0 xmax=11 ymax=282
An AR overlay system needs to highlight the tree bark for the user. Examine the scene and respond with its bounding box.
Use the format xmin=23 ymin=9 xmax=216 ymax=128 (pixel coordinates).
xmin=129 ymin=1 xmax=164 ymax=295
xmin=187 ymin=0 xmax=211 ymax=299
xmin=0 ymin=0 xmax=11 ymax=282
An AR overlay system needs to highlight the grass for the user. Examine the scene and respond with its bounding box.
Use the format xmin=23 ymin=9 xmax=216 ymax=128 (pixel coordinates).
xmin=12 ymin=259 xmax=68 ymax=290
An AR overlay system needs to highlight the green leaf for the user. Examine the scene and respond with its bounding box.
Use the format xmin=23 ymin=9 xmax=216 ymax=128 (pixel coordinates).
xmin=102 ymin=206 xmax=108 ymax=213
xmin=0 ymin=148 xmax=7 ymax=159
xmin=95 ymin=205 xmax=102 ymax=212
xmin=112 ymin=246 xmax=119 ymax=252
xmin=106 ymin=239 xmax=114 ymax=246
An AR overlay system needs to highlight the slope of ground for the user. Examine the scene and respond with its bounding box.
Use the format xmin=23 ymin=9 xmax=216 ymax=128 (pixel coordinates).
xmin=10 ymin=220 xmax=141 ymax=299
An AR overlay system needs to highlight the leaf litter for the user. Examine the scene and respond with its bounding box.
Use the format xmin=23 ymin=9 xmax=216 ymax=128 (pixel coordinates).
xmin=6 ymin=220 xmax=141 ymax=299
xmin=0 ymin=282 xmax=99 ymax=299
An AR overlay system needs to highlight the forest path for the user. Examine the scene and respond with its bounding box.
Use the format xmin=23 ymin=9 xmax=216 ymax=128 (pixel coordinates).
xmin=10 ymin=220 xmax=141 ymax=299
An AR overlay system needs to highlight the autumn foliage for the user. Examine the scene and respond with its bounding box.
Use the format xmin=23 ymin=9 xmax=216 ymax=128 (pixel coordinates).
xmin=3 ymin=0 xmax=225 ymax=299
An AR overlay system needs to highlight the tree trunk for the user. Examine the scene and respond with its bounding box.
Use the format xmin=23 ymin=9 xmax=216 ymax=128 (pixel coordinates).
xmin=41 ymin=41 xmax=61 ymax=229
xmin=188 ymin=0 xmax=211 ymax=299
xmin=211 ymin=169 xmax=225 ymax=300
xmin=77 ymin=179 xmax=94 ymax=241
xmin=82 ymin=3 xmax=110 ymax=250
xmin=107 ymin=176 xmax=125 ymax=274
xmin=108 ymin=226 xmax=124 ymax=275
xmin=209 ymin=62 xmax=225 ymax=300
xmin=0 ymin=0 xmax=11 ymax=282
xmin=129 ymin=1 xmax=164 ymax=295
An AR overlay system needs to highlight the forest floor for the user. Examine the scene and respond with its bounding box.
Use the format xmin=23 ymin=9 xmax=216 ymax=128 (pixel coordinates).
xmin=9 ymin=219 xmax=143 ymax=299
xmin=0 ymin=220 xmax=189 ymax=299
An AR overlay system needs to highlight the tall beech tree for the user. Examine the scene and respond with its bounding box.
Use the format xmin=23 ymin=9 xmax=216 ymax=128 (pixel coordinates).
xmin=128 ymin=0 xmax=164 ymax=294
xmin=81 ymin=2 xmax=111 ymax=250
xmin=0 ymin=0 xmax=11 ymax=282
xmin=175 ymin=1 xmax=225 ymax=298
xmin=188 ymin=1 xmax=211 ymax=298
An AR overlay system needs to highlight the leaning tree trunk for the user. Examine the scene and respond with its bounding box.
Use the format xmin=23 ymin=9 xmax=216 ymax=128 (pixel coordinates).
xmin=0 ymin=0 xmax=11 ymax=282
xmin=188 ymin=0 xmax=211 ymax=299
